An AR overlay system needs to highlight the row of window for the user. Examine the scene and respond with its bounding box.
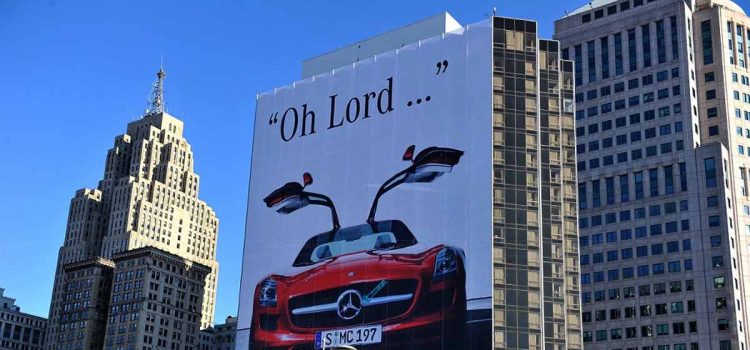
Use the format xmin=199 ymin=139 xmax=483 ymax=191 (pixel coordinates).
xmin=583 ymin=321 xmax=707 ymax=342
xmin=581 ymin=239 xmax=692 ymax=265
xmin=577 ymin=96 xmax=680 ymax=121
xmin=578 ymin=208 xmax=692 ymax=231
xmin=575 ymin=68 xmax=680 ymax=104
xmin=577 ymin=102 xmax=680 ymax=132
xmin=577 ymin=121 xmax=683 ymax=156
xmin=579 ymin=0 xmax=654 ymax=24
xmin=581 ymin=259 xmax=694 ymax=284
xmin=583 ymin=279 xmax=694 ymax=304
xmin=577 ymin=140 xmax=685 ymax=172
xmin=580 ymin=164 xmax=687 ymax=211
xmin=585 ymin=300 xmax=697 ymax=322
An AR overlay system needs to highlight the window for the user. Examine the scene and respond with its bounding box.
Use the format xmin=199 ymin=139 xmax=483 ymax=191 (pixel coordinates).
xmin=588 ymin=41 xmax=597 ymax=83
xmin=601 ymin=37 xmax=610 ymax=79
xmin=705 ymin=71 xmax=715 ymax=82
xmin=606 ymin=177 xmax=615 ymax=204
xmin=679 ymin=163 xmax=687 ymax=191
xmin=575 ymin=45 xmax=583 ymax=86
xmin=713 ymin=256 xmax=724 ymax=268
xmin=614 ymin=33 xmax=623 ymax=75
xmin=705 ymin=158 xmax=717 ymax=187
xmin=615 ymin=82 xmax=625 ymax=92
xmin=578 ymin=183 xmax=587 ymax=209
xmin=709 ymin=215 xmax=721 ymax=227
xmin=649 ymin=168 xmax=659 ymax=197
xmin=714 ymin=276 xmax=726 ymax=288
xmin=706 ymin=89 xmax=717 ymax=100
xmin=702 ymin=20 xmax=714 ymax=64
xmin=665 ymin=165 xmax=674 ymax=194
xmin=642 ymin=24 xmax=652 ymax=67
xmin=620 ymin=174 xmax=629 ymax=202
xmin=635 ymin=171 xmax=644 ymax=199
xmin=711 ymin=235 xmax=721 ymax=247
xmin=670 ymin=281 xmax=682 ymax=293
xmin=628 ymin=28 xmax=637 ymax=71
xmin=592 ymin=180 xmax=601 ymax=207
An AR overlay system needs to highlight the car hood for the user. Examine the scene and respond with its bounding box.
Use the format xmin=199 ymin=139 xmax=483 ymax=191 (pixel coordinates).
xmin=271 ymin=243 xmax=443 ymax=284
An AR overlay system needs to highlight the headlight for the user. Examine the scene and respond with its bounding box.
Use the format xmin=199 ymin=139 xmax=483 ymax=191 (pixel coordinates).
xmin=258 ymin=279 xmax=277 ymax=307
xmin=433 ymin=247 xmax=458 ymax=281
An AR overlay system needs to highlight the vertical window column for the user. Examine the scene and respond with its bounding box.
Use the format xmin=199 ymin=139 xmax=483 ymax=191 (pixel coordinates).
xmin=614 ymin=32 xmax=623 ymax=75
xmin=587 ymin=40 xmax=597 ymax=83
xmin=670 ymin=16 xmax=679 ymax=60
xmin=601 ymin=36 xmax=610 ymax=79
xmin=656 ymin=20 xmax=666 ymax=64
xmin=619 ymin=174 xmax=629 ymax=202
xmin=642 ymin=23 xmax=652 ymax=67
xmin=702 ymin=20 xmax=714 ymax=64
xmin=628 ymin=28 xmax=638 ymax=71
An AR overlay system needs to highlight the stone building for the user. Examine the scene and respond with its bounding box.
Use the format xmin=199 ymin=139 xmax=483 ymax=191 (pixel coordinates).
xmin=0 ymin=287 xmax=48 ymax=350
xmin=46 ymin=69 xmax=219 ymax=349
xmin=555 ymin=0 xmax=750 ymax=349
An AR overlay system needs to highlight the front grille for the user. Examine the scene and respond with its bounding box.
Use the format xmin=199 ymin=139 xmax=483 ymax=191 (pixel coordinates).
xmin=288 ymin=279 xmax=418 ymax=328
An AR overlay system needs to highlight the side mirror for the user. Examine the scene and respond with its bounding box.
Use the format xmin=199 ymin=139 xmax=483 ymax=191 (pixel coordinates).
xmin=405 ymin=147 xmax=464 ymax=183
xmin=263 ymin=182 xmax=308 ymax=214
xmin=402 ymin=145 xmax=416 ymax=161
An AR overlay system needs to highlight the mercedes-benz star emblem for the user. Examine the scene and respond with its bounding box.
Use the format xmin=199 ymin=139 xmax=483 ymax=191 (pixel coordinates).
xmin=336 ymin=289 xmax=363 ymax=320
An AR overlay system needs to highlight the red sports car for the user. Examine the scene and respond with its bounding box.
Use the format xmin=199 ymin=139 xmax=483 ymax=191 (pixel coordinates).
xmin=251 ymin=146 xmax=466 ymax=350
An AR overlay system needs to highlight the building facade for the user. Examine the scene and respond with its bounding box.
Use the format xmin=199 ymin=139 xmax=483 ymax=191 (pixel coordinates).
xmin=198 ymin=316 xmax=236 ymax=350
xmin=555 ymin=0 xmax=750 ymax=349
xmin=238 ymin=12 xmax=581 ymax=350
xmin=491 ymin=17 xmax=582 ymax=350
xmin=47 ymin=70 xmax=220 ymax=349
xmin=0 ymin=288 xmax=48 ymax=350
xmin=102 ymin=247 xmax=210 ymax=350
xmin=55 ymin=258 xmax=114 ymax=350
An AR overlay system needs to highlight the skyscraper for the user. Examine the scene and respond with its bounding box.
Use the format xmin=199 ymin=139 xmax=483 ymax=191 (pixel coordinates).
xmin=491 ymin=17 xmax=582 ymax=350
xmin=237 ymin=13 xmax=581 ymax=350
xmin=555 ymin=0 xmax=750 ymax=349
xmin=47 ymin=69 xmax=220 ymax=349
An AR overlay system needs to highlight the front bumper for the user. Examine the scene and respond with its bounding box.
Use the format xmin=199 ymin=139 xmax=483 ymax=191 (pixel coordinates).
xmin=251 ymin=285 xmax=465 ymax=350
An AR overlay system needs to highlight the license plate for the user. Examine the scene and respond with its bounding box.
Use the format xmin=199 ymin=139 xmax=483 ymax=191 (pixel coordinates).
xmin=314 ymin=324 xmax=382 ymax=349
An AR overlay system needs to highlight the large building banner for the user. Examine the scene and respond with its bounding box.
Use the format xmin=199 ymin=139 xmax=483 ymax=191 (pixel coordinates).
xmin=237 ymin=19 xmax=493 ymax=350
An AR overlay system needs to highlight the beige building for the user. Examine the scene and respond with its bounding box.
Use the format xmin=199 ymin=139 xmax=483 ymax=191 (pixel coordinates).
xmin=103 ymin=247 xmax=211 ymax=350
xmin=47 ymin=69 xmax=219 ymax=349
xmin=55 ymin=258 xmax=114 ymax=350
xmin=0 ymin=288 xmax=48 ymax=350
xmin=555 ymin=0 xmax=750 ymax=349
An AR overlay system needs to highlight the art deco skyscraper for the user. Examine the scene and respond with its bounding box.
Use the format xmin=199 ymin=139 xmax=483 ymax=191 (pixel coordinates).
xmin=46 ymin=69 xmax=219 ymax=348
xmin=555 ymin=0 xmax=750 ymax=349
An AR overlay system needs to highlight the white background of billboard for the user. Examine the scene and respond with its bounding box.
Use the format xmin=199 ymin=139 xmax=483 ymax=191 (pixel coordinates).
xmin=236 ymin=19 xmax=492 ymax=349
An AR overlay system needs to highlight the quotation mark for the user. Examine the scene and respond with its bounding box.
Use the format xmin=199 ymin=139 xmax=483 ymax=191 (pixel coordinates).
xmin=268 ymin=112 xmax=279 ymax=125
xmin=406 ymin=96 xmax=431 ymax=107
xmin=435 ymin=60 xmax=448 ymax=75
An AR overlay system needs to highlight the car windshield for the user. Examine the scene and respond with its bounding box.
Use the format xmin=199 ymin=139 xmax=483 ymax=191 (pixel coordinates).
xmin=292 ymin=220 xmax=418 ymax=267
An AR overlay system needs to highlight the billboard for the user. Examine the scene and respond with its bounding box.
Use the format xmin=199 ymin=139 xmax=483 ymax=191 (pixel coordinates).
xmin=237 ymin=19 xmax=492 ymax=350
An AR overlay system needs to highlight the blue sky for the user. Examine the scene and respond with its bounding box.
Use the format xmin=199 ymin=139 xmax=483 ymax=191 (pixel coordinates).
xmin=1 ymin=0 xmax=746 ymax=321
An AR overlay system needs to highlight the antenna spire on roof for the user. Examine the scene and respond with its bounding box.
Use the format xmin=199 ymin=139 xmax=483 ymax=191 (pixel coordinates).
xmin=145 ymin=66 xmax=166 ymax=116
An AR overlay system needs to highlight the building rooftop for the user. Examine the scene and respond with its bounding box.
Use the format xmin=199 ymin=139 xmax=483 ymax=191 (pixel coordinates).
xmin=301 ymin=12 xmax=462 ymax=78
xmin=567 ymin=0 xmax=745 ymax=17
